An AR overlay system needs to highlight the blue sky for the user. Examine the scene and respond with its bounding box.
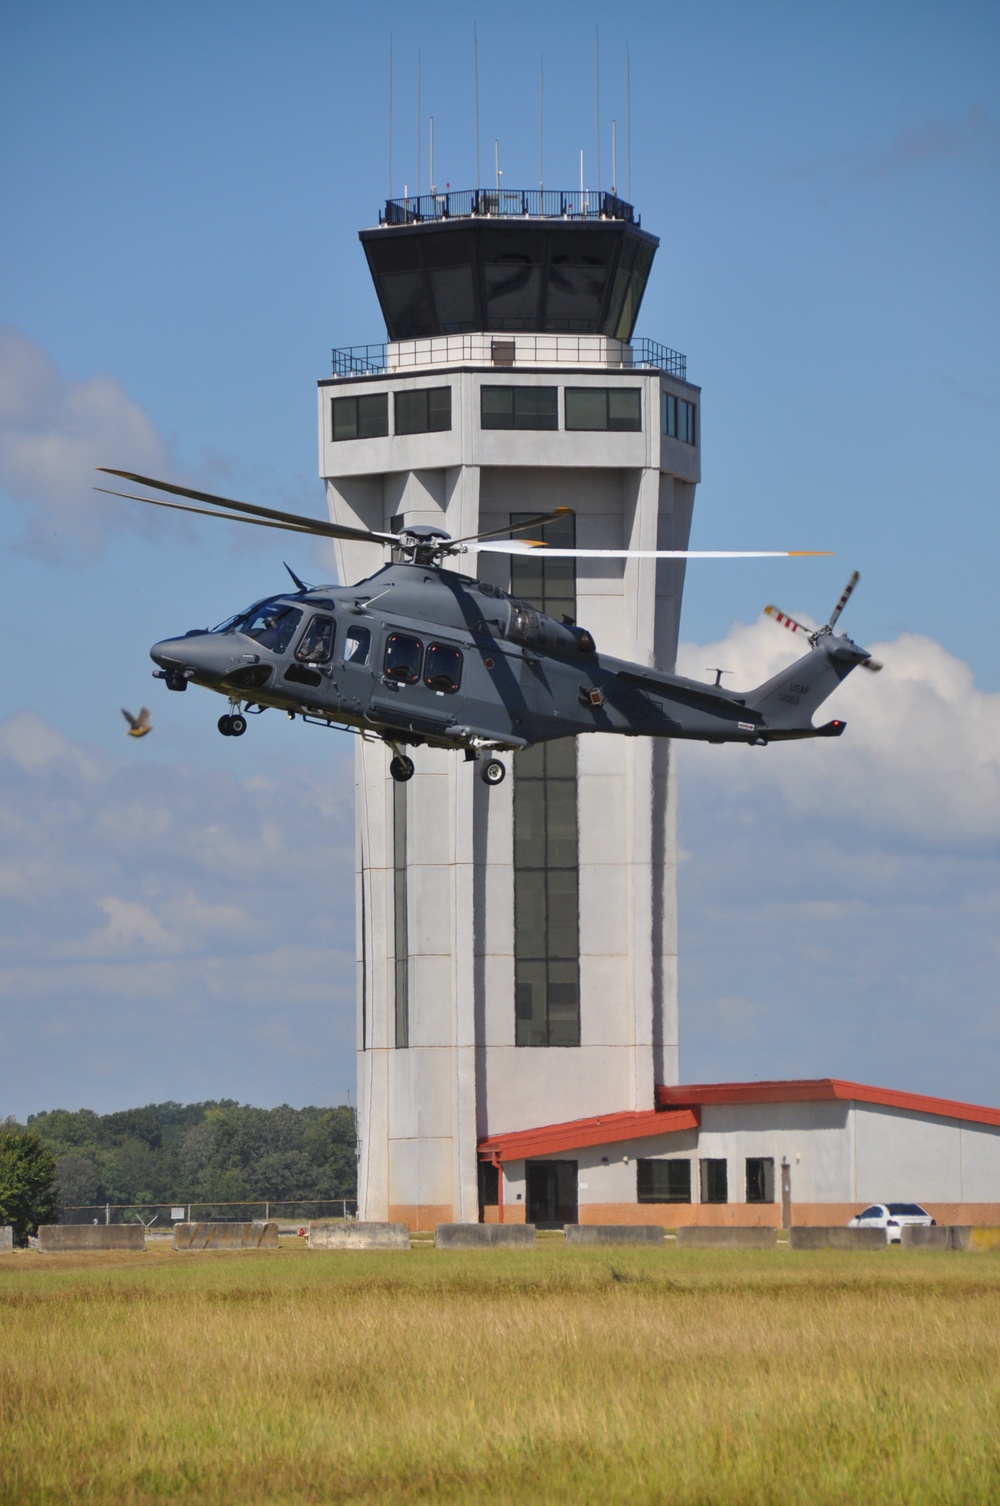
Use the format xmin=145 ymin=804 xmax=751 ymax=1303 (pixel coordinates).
xmin=1 ymin=1 xmax=998 ymax=1119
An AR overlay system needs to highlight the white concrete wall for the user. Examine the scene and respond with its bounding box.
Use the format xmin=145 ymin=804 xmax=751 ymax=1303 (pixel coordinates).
xmin=321 ymin=343 xmax=699 ymax=1223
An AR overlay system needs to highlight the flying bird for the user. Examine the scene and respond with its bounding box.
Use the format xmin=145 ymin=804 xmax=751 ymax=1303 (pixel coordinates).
xmin=122 ymin=707 xmax=152 ymax=738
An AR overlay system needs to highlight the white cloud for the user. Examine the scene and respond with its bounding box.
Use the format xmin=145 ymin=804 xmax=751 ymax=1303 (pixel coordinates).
xmin=676 ymin=621 xmax=1000 ymax=849
xmin=0 ymin=326 xmax=171 ymax=553
xmin=674 ymin=620 xmax=1000 ymax=1102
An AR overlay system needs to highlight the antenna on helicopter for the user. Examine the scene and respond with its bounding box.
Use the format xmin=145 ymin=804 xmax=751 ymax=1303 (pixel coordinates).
xmin=283 ymin=563 xmax=310 ymax=591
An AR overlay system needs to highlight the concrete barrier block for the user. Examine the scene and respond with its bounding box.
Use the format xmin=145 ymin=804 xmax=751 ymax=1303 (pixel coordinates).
xmin=172 ymin=1220 xmax=278 ymax=1251
xmin=37 ymin=1224 xmax=145 ymax=1252
xmin=949 ymin=1226 xmax=1000 ymax=1252
xmin=0 ymin=1225 xmax=13 ymax=1253
xmin=788 ymin=1226 xmax=886 ymax=1251
xmin=900 ymin=1225 xmax=951 ymax=1250
xmin=309 ymin=1221 xmax=410 ymax=1251
xmin=565 ymin=1225 xmax=664 ymax=1247
xmin=675 ymin=1226 xmax=777 ymax=1250
xmin=434 ymin=1223 xmax=536 ymax=1249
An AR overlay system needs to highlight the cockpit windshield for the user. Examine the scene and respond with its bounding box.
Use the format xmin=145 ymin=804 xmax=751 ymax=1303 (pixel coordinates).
xmin=213 ymin=597 xmax=303 ymax=656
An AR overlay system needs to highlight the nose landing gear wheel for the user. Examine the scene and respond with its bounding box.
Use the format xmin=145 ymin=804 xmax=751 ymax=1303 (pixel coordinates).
xmin=389 ymin=755 xmax=415 ymax=783
xmin=480 ymin=757 xmax=506 ymax=786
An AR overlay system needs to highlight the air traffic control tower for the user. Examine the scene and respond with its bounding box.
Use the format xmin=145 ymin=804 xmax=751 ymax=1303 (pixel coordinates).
xmin=318 ymin=188 xmax=700 ymax=1228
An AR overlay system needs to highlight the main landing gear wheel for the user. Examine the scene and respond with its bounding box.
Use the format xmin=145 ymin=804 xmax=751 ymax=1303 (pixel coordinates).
xmin=480 ymin=757 xmax=506 ymax=786
xmin=218 ymin=714 xmax=247 ymax=737
xmin=389 ymin=755 xmax=415 ymax=783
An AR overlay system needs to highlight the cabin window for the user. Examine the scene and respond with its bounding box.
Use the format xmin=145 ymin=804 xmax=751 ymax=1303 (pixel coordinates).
xmin=565 ymin=387 xmax=641 ymax=432
xmin=481 ymin=385 xmax=558 ymax=430
xmin=240 ymin=602 xmax=303 ymax=655
xmin=331 ymin=392 xmax=389 ymax=441
xmin=344 ymin=626 xmax=371 ymax=665
xmin=700 ymin=1159 xmax=728 ymax=1203
xmin=394 ymin=386 xmax=452 ymax=435
xmin=295 ymin=615 xmax=335 ymax=665
xmin=746 ymin=1157 xmax=775 ymax=1204
xmin=637 ymin=1159 xmax=692 ymax=1203
xmin=424 ymin=643 xmax=462 ymax=693
xmin=384 ymin=634 xmax=423 ymax=684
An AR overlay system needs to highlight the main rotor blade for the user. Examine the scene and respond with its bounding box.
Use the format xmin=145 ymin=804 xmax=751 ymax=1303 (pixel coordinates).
xmin=97 ymin=468 xmax=398 ymax=547
xmin=473 ymin=544 xmax=832 ymax=558
xmin=827 ymin=570 xmax=859 ymax=630
xmin=447 ymin=507 xmax=575 ymax=548
xmin=764 ymin=604 xmax=815 ymax=637
xmin=95 ymin=487 xmax=317 ymax=535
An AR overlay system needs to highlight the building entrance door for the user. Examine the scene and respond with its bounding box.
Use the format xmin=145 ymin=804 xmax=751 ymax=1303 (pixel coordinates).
xmin=526 ymin=1160 xmax=578 ymax=1229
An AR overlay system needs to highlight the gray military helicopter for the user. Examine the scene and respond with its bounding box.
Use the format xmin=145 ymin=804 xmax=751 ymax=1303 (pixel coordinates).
xmin=96 ymin=468 xmax=879 ymax=786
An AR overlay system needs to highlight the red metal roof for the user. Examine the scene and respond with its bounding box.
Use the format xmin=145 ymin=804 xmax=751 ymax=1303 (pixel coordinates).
xmin=477 ymin=1078 xmax=1000 ymax=1162
xmin=656 ymin=1078 xmax=1000 ymax=1130
xmin=478 ymin=1106 xmax=699 ymax=1162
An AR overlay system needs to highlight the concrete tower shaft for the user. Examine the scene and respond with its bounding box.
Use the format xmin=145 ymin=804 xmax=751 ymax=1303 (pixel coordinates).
xmin=319 ymin=191 xmax=700 ymax=1229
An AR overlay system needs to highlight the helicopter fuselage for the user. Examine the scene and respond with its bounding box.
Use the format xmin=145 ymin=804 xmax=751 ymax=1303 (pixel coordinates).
xmin=150 ymin=560 xmax=867 ymax=756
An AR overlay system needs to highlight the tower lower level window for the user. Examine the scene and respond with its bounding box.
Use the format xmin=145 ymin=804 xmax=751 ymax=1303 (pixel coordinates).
xmin=481 ymin=385 xmax=558 ymax=430
xmin=565 ymin=387 xmax=641 ymax=432
xmin=331 ymin=393 xmax=388 ymax=441
xmin=394 ymin=386 xmax=452 ymax=435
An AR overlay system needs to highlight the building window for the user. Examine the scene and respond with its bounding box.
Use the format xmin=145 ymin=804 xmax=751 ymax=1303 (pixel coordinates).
xmin=394 ymin=386 xmax=452 ymax=435
xmin=565 ymin=387 xmax=641 ymax=432
xmin=700 ymin=1159 xmax=728 ymax=1203
xmin=662 ymin=392 xmax=677 ymax=438
xmin=637 ymin=1159 xmax=692 ymax=1203
xmin=393 ymin=777 xmax=409 ymax=1049
xmin=331 ymin=393 xmax=388 ymax=441
xmin=478 ymin=1161 xmax=499 ymax=1217
xmin=662 ymin=392 xmax=696 ymax=445
xmin=746 ymin=1157 xmax=775 ymax=1204
xmin=512 ymin=512 xmax=579 ymax=1048
xmin=481 ymin=386 xmax=558 ymax=430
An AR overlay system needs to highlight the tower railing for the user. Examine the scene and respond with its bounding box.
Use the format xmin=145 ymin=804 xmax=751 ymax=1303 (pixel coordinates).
xmin=331 ymin=335 xmax=686 ymax=380
xmin=379 ymin=188 xmax=638 ymax=226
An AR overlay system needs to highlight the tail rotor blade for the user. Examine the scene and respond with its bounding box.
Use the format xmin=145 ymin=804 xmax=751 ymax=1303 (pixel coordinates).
xmin=764 ymin=604 xmax=815 ymax=640
xmin=828 ymin=570 xmax=859 ymax=631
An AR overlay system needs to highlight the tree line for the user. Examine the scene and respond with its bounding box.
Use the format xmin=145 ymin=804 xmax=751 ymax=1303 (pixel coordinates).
xmin=0 ymin=1102 xmax=357 ymax=1236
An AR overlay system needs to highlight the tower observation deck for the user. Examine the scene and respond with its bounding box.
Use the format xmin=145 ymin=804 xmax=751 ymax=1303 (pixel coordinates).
xmin=319 ymin=190 xmax=700 ymax=1231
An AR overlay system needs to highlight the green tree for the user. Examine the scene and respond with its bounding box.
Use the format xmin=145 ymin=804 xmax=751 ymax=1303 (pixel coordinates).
xmin=0 ymin=1123 xmax=60 ymax=1241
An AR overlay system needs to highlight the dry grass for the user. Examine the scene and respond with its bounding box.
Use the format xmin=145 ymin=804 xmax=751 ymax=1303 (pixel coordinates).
xmin=2 ymin=1240 xmax=1000 ymax=1504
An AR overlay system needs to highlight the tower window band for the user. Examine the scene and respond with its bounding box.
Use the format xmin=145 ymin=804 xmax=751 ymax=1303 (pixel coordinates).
xmin=511 ymin=512 xmax=580 ymax=1048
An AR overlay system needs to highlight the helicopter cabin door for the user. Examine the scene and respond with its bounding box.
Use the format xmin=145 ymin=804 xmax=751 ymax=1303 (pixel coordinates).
xmin=368 ymin=628 xmax=465 ymax=737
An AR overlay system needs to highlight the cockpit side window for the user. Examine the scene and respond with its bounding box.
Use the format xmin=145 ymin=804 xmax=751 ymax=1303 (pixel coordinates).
xmin=239 ymin=601 xmax=304 ymax=655
xmin=295 ymin=614 xmax=335 ymax=665
xmin=424 ymin=643 xmax=462 ymax=693
xmin=384 ymin=634 xmax=423 ymax=684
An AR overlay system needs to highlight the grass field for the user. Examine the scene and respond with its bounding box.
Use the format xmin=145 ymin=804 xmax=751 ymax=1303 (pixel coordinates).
xmin=2 ymin=1238 xmax=999 ymax=1505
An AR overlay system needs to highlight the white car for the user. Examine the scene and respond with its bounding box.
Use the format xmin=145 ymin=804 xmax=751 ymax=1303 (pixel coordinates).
xmin=847 ymin=1203 xmax=936 ymax=1243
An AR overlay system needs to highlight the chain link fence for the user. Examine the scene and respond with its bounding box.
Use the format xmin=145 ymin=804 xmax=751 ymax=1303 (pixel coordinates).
xmin=61 ymin=1199 xmax=357 ymax=1227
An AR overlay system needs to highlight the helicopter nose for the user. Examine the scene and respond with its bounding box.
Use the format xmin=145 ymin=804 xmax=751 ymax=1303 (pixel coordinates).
xmin=150 ymin=633 xmax=230 ymax=681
